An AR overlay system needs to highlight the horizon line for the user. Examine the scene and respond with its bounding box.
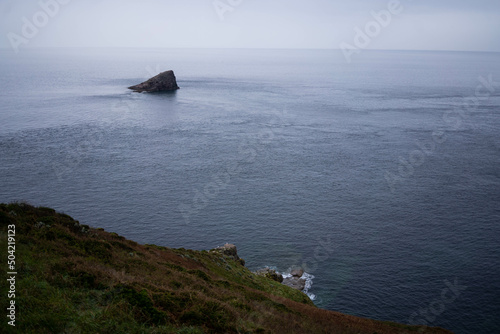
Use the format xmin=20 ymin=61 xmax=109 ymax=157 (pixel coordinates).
xmin=0 ymin=46 xmax=499 ymax=54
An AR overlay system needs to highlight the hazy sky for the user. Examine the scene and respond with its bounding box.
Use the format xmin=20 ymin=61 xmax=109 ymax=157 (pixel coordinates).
xmin=1 ymin=0 xmax=500 ymax=51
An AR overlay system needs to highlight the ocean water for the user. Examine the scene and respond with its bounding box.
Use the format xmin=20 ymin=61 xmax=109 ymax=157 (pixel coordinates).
xmin=0 ymin=48 xmax=499 ymax=333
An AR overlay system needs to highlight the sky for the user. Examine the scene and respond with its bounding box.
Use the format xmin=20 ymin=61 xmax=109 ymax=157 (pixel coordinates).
xmin=1 ymin=0 xmax=500 ymax=52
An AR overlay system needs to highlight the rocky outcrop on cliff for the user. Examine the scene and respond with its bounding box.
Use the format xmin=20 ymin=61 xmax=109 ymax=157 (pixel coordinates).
xmin=211 ymin=243 xmax=245 ymax=266
xmin=255 ymin=267 xmax=284 ymax=283
xmin=128 ymin=70 xmax=179 ymax=93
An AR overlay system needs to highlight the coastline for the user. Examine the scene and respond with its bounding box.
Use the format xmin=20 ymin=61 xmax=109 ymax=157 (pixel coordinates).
xmin=0 ymin=202 xmax=453 ymax=333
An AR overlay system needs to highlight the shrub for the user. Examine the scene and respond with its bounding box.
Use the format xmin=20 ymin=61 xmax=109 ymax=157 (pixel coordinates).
xmin=188 ymin=269 xmax=211 ymax=282
xmin=116 ymin=285 xmax=169 ymax=326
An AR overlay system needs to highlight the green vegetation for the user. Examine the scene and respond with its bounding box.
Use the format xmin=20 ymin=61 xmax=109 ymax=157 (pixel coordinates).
xmin=0 ymin=203 xmax=453 ymax=333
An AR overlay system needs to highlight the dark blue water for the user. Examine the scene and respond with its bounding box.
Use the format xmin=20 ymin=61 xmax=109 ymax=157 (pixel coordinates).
xmin=1 ymin=48 xmax=499 ymax=333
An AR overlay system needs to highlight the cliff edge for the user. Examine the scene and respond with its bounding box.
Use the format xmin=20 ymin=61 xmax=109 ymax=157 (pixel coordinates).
xmin=0 ymin=203 xmax=453 ymax=334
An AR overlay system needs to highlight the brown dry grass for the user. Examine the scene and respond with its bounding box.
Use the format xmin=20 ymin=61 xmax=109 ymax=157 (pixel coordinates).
xmin=0 ymin=203 xmax=453 ymax=334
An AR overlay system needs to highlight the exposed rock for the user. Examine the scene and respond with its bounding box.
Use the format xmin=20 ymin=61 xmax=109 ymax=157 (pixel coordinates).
xmin=254 ymin=266 xmax=306 ymax=291
xmin=283 ymin=267 xmax=306 ymax=291
xmin=290 ymin=268 xmax=304 ymax=277
xmin=128 ymin=70 xmax=179 ymax=93
xmin=282 ymin=276 xmax=306 ymax=291
xmin=212 ymin=243 xmax=245 ymax=266
xmin=254 ymin=267 xmax=283 ymax=283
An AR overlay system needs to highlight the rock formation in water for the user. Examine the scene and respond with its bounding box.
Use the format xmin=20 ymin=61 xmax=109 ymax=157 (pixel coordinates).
xmin=282 ymin=267 xmax=306 ymax=291
xmin=254 ymin=266 xmax=306 ymax=290
xmin=128 ymin=70 xmax=179 ymax=93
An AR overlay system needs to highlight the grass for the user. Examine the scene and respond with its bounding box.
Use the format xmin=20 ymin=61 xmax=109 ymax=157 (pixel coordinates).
xmin=0 ymin=203 xmax=454 ymax=334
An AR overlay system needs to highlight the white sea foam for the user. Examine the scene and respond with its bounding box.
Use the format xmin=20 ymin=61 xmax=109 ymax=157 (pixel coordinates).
xmin=301 ymin=272 xmax=316 ymax=301
xmin=281 ymin=269 xmax=316 ymax=301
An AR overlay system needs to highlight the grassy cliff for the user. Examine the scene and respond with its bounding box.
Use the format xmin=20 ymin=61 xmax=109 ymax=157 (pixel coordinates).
xmin=0 ymin=203 xmax=453 ymax=333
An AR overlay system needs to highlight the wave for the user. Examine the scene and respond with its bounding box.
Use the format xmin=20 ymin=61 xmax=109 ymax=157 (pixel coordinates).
xmin=281 ymin=269 xmax=316 ymax=301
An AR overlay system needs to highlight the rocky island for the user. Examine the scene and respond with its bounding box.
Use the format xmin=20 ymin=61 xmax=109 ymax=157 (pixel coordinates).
xmin=128 ymin=70 xmax=179 ymax=93
xmin=0 ymin=203 xmax=453 ymax=334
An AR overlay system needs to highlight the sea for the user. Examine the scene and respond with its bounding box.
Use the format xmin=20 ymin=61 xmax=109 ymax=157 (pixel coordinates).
xmin=0 ymin=48 xmax=499 ymax=333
